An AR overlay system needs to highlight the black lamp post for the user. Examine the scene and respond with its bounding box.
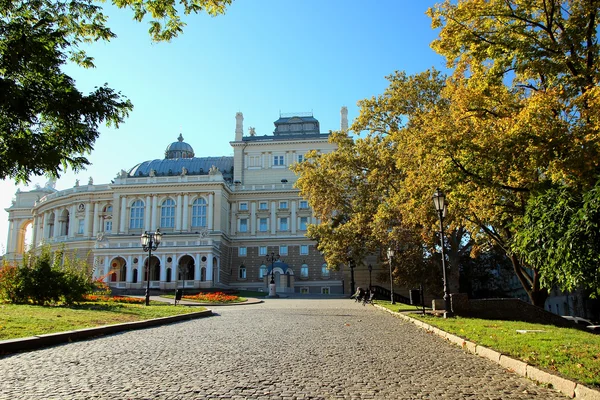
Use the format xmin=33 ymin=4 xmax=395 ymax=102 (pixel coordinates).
xmin=141 ymin=228 xmax=162 ymax=306
xmin=433 ymin=188 xmax=451 ymax=318
xmin=266 ymin=252 xmax=279 ymax=296
xmin=368 ymin=264 xmax=373 ymax=289
xmin=387 ymin=247 xmax=396 ymax=304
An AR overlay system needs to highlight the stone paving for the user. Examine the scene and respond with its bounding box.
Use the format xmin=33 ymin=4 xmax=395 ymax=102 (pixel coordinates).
xmin=0 ymin=298 xmax=568 ymax=400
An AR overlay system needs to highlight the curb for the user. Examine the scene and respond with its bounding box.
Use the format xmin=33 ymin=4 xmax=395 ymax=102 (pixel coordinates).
xmin=374 ymin=304 xmax=600 ymax=400
xmin=0 ymin=309 xmax=213 ymax=356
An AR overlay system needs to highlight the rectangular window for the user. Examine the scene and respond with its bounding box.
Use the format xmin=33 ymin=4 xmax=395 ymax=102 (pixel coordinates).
xmin=279 ymin=201 xmax=288 ymax=210
xmin=105 ymin=220 xmax=112 ymax=233
xmin=321 ymin=287 xmax=330 ymax=295
xmin=239 ymin=219 xmax=248 ymax=233
xmin=273 ymin=155 xmax=284 ymax=166
xmin=297 ymin=154 xmax=304 ymax=163
xmin=299 ymin=217 xmax=309 ymax=231
xmin=321 ymin=265 xmax=330 ymax=277
xmin=259 ymin=218 xmax=268 ymax=232
xmin=78 ymin=219 xmax=84 ymax=234
xmin=239 ymin=247 xmax=247 ymax=256
xmin=259 ymin=246 xmax=267 ymax=256
xmin=279 ymin=217 xmax=288 ymax=231
xmin=239 ymin=266 xmax=246 ymax=279
xmin=300 ymin=245 xmax=309 ymax=255
xmin=239 ymin=202 xmax=248 ymax=211
xmin=299 ymin=200 xmax=309 ymax=209
xmin=300 ymin=287 xmax=309 ymax=294
xmin=280 ymin=245 xmax=288 ymax=255
xmin=259 ymin=202 xmax=268 ymax=210
xmin=248 ymin=155 xmax=261 ymax=168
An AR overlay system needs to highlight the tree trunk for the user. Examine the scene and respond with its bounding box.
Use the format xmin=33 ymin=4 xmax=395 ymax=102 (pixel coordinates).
xmin=510 ymin=254 xmax=548 ymax=307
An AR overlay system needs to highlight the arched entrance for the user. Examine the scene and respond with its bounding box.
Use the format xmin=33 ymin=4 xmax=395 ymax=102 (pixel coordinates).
xmin=178 ymin=255 xmax=195 ymax=287
xmin=108 ymin=257 xmax=127 ymax=282
xmin=143 ymin=255 xmax=160 ymax=282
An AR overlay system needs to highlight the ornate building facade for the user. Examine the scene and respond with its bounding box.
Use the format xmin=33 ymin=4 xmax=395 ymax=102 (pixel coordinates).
xmin=4 ymin=109 xmax=351 ymax=295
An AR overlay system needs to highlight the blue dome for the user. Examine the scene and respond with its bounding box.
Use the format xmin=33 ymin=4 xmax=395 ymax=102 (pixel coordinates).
xmin=165 ymin=134 xmax=195 ymax=159
xmin=127 ymin=156 xmax=234 ymax=179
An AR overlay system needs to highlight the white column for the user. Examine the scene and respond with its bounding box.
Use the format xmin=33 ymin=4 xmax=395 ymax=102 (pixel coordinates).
xmin=194 ymin=254 xmax=201 ymax=281
xmin=53 ymin=211 xmax=60 ymax=237
xmin=151 ymin=195 xmax=158 ymax=230
xmin=208 ymin=193 xmax=214 ymax=230
xmin=160 ymin=255 xmax=167 ymax=282
xmin=250 ymin=201 xmax=256 ymax=235
xmin=68 ymin=205 xmax=76 ymax=238
xmin=84 ymin=204 xmax=92 ymax=237
xmin=6 ymin=219 xmax=14 ymax=253
xmin=113 ymin=193 xmax=120 ymax=233
xmin=126 ymin=255 xmax=133 ymax=282
xmin=92 ymin=202 xmax=100 ymax=236
xmin=32 ymin=215 xmax=38 ymax=248
xmin=175 ymin=194 xmax=182 ymax=231
xmin=120 ymin=197 xmax=127 ymax=233
xmin=144 ymin=195 xmax=151 ymax=231
xmin=182 ymin=194 xmax=189 ymax=232
xmin=291 ymin=201 xmax=297 ymax=234
xmin=103 ymin=256 xmax=110 ymax=276
xmin=270 ymin=201 xmax=276 ymax=234
xmin=206 ymin=253 xmax=213 ymax=281
xmin=230 ymin=204 xmax=236 ymax=234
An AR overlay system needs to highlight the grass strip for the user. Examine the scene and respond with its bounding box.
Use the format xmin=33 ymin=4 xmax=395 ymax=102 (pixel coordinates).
xmin=0 ymin=302 xmax=203 ymax=340
xmin=378 ymin=302 xmax=600 ymax=388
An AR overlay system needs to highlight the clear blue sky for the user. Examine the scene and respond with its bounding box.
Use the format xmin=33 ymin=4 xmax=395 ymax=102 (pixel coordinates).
xmin=0 ymin=0 xmax=447 ymax=254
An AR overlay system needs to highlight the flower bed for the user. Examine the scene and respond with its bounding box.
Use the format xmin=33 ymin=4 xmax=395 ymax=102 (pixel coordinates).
xmin=83 ymin=294 xmax=145 ymax=304
xmin=182 ymin=292 xmax=241 ymax=303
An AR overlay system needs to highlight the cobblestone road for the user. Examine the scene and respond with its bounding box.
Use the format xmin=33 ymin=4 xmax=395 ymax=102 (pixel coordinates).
xmin=0 ymin=298 xmax=568 ymax=400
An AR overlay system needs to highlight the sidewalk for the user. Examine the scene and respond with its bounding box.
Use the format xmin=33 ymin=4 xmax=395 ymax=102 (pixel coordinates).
xmin=373 ymin=304 xmax=600 ymax=400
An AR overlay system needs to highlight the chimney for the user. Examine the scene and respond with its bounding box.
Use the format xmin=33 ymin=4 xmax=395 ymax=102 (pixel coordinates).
xmin=235 ymin=112 xmax=244 ymax=141
xmin=340 ymin=106 xmax=348 ymax=131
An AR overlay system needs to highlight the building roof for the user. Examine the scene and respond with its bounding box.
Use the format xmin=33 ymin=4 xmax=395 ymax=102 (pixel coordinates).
xmin=127 ymin=157 xmax=234 ymax=178
xmin=165 ymin=134 xmax=195 ymax=159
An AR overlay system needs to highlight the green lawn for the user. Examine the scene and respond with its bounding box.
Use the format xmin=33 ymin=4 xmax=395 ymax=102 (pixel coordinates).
xmin=0 ymin=302 xmax=203 ymax=340
xmin=377 ymin=302 xmax=600 ymax=387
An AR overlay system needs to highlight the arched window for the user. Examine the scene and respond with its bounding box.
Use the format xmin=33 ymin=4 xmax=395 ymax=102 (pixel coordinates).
xmin=129 ymin=200 xmax=145 ymax=229
xmin=160 ymin=198 xmax=175 ymax=228
xmin=239 ymin=264 xmax=246 ymax=279
xmin=301 ymin=264 xmax=309 ymax=278
xmin=321 ymin=263 xmax=330 ymax=278
xmin=192 ymin=198 xmax=207 ymax=227
xmin=259 ymin=264 xmax=267 ymax=279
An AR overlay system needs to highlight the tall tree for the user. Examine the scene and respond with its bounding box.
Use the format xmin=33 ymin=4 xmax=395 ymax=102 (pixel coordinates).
xmin=0 ymin=0 xmax=232 ymax=183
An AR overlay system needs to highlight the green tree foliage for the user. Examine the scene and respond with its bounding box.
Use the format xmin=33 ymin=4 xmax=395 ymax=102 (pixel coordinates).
xmin=0 ymin=0 xmax=231 ymax=183
xmin=0 ymin=246 xmax=94 ymax=305
xmin=513 ymin=181 xmax=600 ymax=297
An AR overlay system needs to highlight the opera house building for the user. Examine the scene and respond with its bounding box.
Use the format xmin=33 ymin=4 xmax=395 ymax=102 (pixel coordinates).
xmin=4 ymin=109 xmax=351 ymax=295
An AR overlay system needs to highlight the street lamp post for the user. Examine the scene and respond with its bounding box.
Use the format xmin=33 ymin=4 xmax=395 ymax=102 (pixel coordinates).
xmin=368 ymin=264 xmax=373 ymax=290
xmin=433 ymin=188 xmax=451 ymax=318
xmin=266 ymin=252 xmax=279 ymax=297
xmin=387 ymin=247 xmax=396 ymax=304
xmin=141 ymin=228 xmax=162 ymax=306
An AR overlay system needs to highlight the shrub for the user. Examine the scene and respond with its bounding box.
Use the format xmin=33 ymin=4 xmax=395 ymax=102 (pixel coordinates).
xmin=0 ymin=246 xmax=94 ymax=305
